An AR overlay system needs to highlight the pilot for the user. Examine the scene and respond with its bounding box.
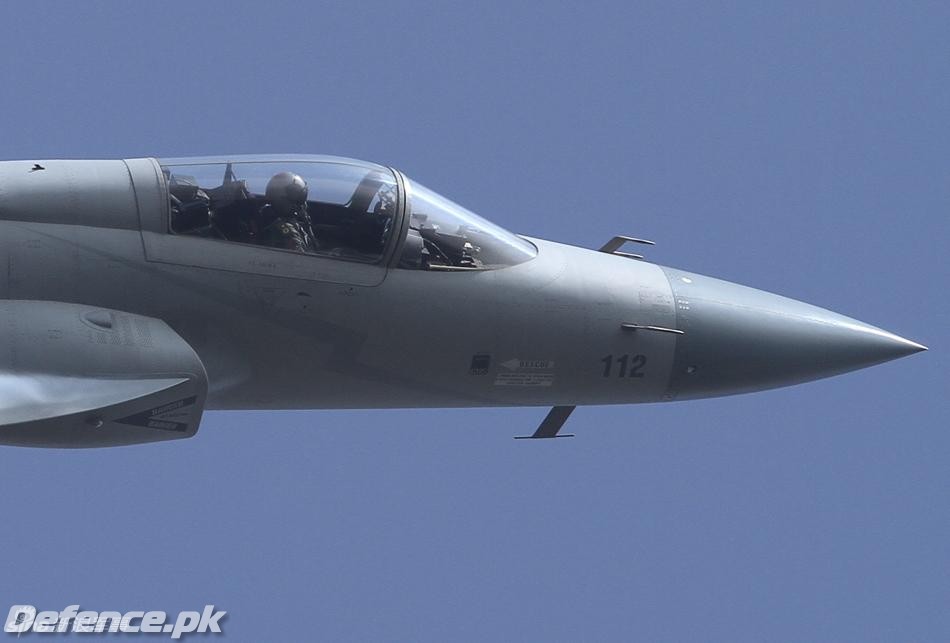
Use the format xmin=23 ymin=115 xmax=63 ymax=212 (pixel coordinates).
xmin=257 ymin=172 xmax=316 ymax=253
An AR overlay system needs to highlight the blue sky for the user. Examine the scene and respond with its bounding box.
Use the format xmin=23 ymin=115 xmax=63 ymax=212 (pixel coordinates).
xmin=1 ymin=2 xmax=947 ymax=640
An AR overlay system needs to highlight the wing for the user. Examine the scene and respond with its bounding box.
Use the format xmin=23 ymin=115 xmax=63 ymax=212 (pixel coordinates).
xmin=0 ymin=301 xmax=207 ymax=448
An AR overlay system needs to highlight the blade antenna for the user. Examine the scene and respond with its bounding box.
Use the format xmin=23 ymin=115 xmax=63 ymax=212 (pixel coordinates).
xmin=599 ymin=235 xmax=655 ymax=260
xmin=515 ymin=405 xmax=576 ymax=439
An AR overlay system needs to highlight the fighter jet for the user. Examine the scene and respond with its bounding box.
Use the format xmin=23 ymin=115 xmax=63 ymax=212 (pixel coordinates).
xmin=0 ymin=155 xmax=926 ymax=447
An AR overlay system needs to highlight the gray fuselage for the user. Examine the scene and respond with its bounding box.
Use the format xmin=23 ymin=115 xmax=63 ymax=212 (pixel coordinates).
xmin=0 ymin=157 xmax=924 ymax=416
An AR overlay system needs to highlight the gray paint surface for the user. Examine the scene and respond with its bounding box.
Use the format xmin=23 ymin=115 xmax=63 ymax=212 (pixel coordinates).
xmin=0 ymin=156 xmax=923 ymax=445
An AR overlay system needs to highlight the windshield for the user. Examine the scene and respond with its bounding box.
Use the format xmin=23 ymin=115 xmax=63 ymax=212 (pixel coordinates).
xmin=398 ymin=179 xmax=536 ymax=271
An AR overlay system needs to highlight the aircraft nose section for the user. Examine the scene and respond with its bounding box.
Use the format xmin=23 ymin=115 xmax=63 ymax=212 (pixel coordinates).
xmin=660 ymin=268 xmax=926 ymax=400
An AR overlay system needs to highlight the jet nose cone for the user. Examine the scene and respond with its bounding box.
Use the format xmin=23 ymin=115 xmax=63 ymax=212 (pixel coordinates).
xmin=660 ymin=269 xmax=926 ymax=400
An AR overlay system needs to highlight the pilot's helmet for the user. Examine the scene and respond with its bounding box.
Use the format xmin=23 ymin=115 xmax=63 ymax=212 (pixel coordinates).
xmin=265 ymin=172 xmax=308 ymax=207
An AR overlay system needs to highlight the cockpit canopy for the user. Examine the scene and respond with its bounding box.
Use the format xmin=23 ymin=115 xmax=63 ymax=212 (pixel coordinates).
xmin=161 ymin=157 xmax=398 ymax=263
xmin=159 ymin=156 xmax=536 ymax=271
